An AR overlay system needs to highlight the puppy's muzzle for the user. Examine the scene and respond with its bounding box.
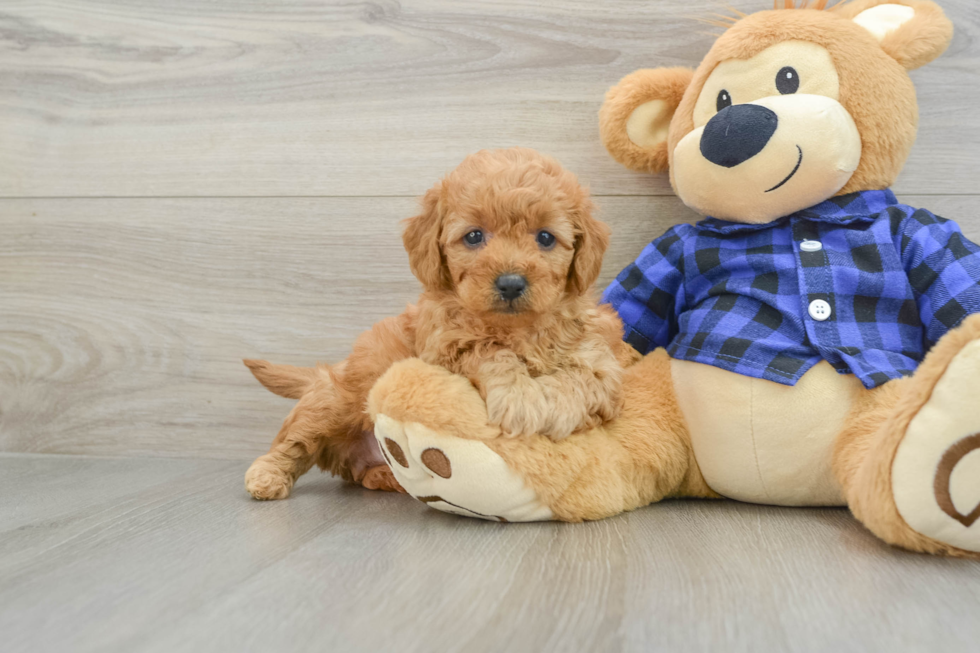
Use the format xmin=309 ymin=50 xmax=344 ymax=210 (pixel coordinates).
xmin=495 ymin=274 xmax=527 ymax=302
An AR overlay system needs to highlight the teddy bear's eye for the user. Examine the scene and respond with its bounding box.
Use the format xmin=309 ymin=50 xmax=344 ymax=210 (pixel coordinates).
xmin=716 ymin=89 xmax=732 ymax=112
xmin=776 ymin=66 xmax=800 ymax=94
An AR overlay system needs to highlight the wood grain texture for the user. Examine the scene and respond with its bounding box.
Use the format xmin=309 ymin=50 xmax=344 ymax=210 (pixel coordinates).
xmin=1 ymin=0 xmax=979 ymax=197
xmin=2 ymin=195 xmax=978 ymax=458
xmin=1 ymin=453 xmax=979 ymax=653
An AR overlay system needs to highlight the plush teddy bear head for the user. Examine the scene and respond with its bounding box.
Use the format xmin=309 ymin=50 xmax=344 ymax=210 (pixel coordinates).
xmin=599 ymin=0 xmax=953 ymax=223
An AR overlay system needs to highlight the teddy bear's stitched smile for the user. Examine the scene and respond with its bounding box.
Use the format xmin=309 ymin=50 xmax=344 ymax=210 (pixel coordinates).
xmin=765 ymin=145 xmax=804 ymax=192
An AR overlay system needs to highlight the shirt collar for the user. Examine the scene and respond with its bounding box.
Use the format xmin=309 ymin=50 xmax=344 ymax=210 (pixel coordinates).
xmin=695 ymin=189 xmax=900 ymax=235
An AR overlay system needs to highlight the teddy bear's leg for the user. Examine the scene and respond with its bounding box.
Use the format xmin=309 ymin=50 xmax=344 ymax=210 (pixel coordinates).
xmin=835 ymin=315 xmax=980 ymax=557
xmin=367 ymin=351 xmax=711 ymax=522
xmin=367 ymin=359 xmax=553 ymax=521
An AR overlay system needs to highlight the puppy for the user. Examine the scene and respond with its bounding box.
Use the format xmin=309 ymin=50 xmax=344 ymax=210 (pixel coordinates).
xmin=244 ymin=148 xmax=639 ymax=500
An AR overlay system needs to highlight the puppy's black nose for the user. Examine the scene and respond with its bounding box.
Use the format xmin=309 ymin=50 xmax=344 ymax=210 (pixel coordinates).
xmin=700 ymin=104 xmax=778 ymax=168
xmin=495 ymin=274 xmax=527 ymax=301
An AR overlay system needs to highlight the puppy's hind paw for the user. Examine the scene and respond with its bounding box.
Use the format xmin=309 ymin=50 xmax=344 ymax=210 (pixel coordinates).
xmin=245 ymin=457 xmax=294 ymax=500
xmin=361 ymin=465 xmax=405 ymax=493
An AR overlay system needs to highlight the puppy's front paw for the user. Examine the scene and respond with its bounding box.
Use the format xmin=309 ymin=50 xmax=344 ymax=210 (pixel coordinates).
xmin=539 ymin=410 xmax=606 ymax=442
xmin=485 ymin=386 xmax=545 ymax=438
xmin=245 ymin=457 xmax=293 ymax=500
xmin=538 ymin=421 xmax=576 ymax=442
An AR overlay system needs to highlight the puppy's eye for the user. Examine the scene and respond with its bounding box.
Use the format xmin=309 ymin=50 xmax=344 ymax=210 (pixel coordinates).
xmin=536 ymin=230 xmax=556 ymax=250
xmin=716 ymin=90 xmax=732 ymax=112
xmin=776 ymin=67 xmax=799 ymax=94
xmin=463 ymin=230 xmax=484 ymax=248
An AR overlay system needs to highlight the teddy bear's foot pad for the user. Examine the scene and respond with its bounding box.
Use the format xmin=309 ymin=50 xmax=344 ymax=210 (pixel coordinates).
xmin=893 ymin=339 xmax=980 ymax=552
xmin=373 ymin=414 xmax=553 ymax=522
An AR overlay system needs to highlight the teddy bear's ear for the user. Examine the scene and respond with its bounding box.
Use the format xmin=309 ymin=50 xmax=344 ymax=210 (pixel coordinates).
xmin=837 ymin=0 xmax=953 ymax=70
xmin=599 ymin=67 xmax=694 ymax=174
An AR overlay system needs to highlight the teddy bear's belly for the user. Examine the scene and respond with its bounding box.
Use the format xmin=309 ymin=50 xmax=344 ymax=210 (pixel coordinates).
xmin=671 ymin=359 xmax=866 ymax=506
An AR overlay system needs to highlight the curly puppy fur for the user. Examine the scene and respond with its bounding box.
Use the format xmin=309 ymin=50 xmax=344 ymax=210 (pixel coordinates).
xmin=244 ymin=148 xmax=640 ymax=500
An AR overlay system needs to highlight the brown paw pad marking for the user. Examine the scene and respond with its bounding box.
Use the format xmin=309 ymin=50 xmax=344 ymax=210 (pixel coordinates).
xmin=421 ymin=448 xmax=452 ymax=479
xmin=384 ymin=438 xmax=409 ymax=468
xmin=934 ymin=433 xmax=980 ymax=527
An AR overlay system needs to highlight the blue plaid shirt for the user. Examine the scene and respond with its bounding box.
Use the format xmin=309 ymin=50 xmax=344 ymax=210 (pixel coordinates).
xmin=602 ymin=190 xmax=980 ymax=388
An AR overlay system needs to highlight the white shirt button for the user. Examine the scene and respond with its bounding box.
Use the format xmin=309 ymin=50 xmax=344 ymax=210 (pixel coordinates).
xmin=800 ymin=240 xmax=823 ymax=253
xmin=808 ymin=299 xmax=832 ymax=321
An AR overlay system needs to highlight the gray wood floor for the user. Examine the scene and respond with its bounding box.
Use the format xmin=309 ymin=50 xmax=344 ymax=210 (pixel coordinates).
xmin=3 ymin=1 xmax=980 ymax=651
xmin=3 ymin=453 xmax=980 ymax=653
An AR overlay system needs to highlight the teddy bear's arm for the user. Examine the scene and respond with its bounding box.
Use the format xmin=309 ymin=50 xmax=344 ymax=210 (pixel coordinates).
xmin=894 ymin=209 xmax=980 ymax=347
xmin=602 ymin=224 xmax=691 ymax=355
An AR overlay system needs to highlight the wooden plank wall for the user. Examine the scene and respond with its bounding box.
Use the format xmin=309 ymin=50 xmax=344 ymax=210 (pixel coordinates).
xmin=2 ymin=0 xmax=979 ymax=458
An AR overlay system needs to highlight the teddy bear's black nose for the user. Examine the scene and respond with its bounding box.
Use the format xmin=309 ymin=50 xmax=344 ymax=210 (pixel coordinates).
xmin=700 ymin=104 xmax=778 ymax=168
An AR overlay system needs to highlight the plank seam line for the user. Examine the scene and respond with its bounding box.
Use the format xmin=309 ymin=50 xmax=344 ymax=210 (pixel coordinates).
xmin=0 ymin=193 xmax=975 ymax=200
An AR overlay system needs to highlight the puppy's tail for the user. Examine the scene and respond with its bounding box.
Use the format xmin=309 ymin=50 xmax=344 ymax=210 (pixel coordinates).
xmin=243 ymin=359 xmax=323 ymax=399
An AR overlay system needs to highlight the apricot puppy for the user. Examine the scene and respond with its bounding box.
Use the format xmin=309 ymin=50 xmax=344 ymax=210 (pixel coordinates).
xmin=244 ymin=148 xmax=637 ymax=500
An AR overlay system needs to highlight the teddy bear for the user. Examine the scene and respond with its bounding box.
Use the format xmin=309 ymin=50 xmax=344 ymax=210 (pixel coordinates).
xmin=365 ymin=0 xmax=980 ymax=557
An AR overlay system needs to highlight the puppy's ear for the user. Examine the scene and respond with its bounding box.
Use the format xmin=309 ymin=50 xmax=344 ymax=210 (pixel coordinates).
xmin=567 ymin=200 xmax=610 ymax=295
xmin=402 ymin=186 xmax=452 ymax=291
xmin=838 ymin=0 xmax=953 ymax=70
xmin=599 ymin=67 xmax=695 ymax=173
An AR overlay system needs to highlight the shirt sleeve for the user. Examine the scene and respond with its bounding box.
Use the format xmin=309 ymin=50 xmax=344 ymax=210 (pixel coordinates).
xmin=896 ymin=208 xmax=980 ymax=349
xmin=601 ymin=225 xmax=689 ymax=354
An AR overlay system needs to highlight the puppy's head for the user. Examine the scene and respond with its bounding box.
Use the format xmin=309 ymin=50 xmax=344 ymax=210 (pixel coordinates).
xmin=402 ymin=148 xmax=608 ymax=318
